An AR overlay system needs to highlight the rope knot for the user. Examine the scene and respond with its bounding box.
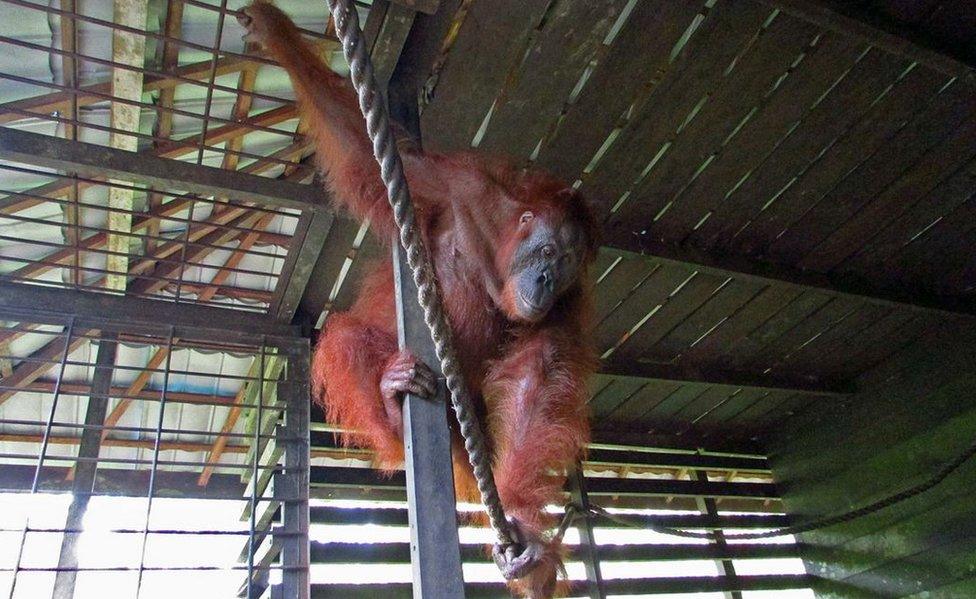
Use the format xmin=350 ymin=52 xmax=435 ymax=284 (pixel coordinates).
xmin=491 ymin=517 xmax=547 ymax=580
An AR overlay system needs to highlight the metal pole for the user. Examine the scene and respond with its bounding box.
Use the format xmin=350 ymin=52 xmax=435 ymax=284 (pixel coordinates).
xmin=567 ymin=464 xmax=605 ymax=599
xmin=277 ymin=341 xmax=310 ymax=599
xmin=53 ymin=333 xmax=119 ymax=599
xmin=394 ymin=245 xmax=466 ymax=599
xmin=695 ymin=466 xmax=742 ymax=599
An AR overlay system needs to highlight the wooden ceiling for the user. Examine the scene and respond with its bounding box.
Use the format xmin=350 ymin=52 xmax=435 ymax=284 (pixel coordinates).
xmin=0 ymin=0 xmax=974 ymax=452
xmin=305 ymin=0 xmax=976 ymax=449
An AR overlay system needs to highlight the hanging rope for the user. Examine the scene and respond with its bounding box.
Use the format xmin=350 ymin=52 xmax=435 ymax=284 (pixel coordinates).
xmin=568 ymin=436 xmax=976 ymax=540
xmin=324 ymin=0 xmax=523 ymax=561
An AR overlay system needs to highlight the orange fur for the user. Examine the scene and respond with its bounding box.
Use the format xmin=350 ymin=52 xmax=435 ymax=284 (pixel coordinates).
xmin=244 ymin=4 xmax=599 ymax=596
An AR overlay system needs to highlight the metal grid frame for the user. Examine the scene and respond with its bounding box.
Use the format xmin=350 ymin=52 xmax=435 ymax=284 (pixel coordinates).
xmin=0 ymin=297 xmax=310 ymax=599
xmin=0 ymin=0 xmax=338 ymax=319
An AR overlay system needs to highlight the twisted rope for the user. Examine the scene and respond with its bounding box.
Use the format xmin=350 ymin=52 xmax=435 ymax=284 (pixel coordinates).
xmin=325 ymin=0 xmax=517 ymax=550
xmin=571 ymin=436 xmax=976 ymax=540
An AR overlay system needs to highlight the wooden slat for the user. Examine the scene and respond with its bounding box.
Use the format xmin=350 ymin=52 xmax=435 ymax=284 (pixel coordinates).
xmin=308 ymin=466 xmax=778 ymax=498
xmin=800 ymin=112 xmax=976 ymax=272
xmin=596 ymin=261 xmax=694 ymax=352
xmin=697 ymin=47 xmax=911 ymax=252
xmin=766 ymin=78 xmax=976 ymax=265
xmin=651 ymin=278 xmax=764 ymax=361
xmin=601 ymin=379 xmax=682 ymax=423
xmin=580 ymin=0 xmax=771 ymax=216
xmin=311 ymin=575 xmax=814 ymax=598
xmin=680 ymin=284 xmax=801 ymax=364
xmin=593 ymin=254 xmax=659 ymax=322
xmin=308 ymin=505 xmax=791 ymax=529
xmin=668 ymin=32 xmax=865 ymax=248
xmin=420 ymin=0 xmax=552 ymax=151
xmin=535 ymin=0 xmax=705 ymax=182
xmin=719 ymin=289 xmax=832 ymax=370
xmin=724 ymin=62 xmax=948 ymax=255
xmin=0 ymin=334 xmax=86 ymax=405
xmin=309 ymin=539 xmax=797 ymax=564
xmin=840 ymin=157 xmax=976 ymax=276
xmin=477 ymin=0 xmax=629 ymax=160
xmin=612 ymin=11 xmax=821 ymax=239
xmin=612 ymin=272 xmax=726 ymax=361
xmin=757 ymin=0 xmax=976 ymax=76
xmin=0 ymin=56 xmax=254 ymax=125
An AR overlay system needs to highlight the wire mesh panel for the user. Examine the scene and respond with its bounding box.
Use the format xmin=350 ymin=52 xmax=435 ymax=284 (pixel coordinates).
xmin=0 ymin=0 xmax=336 ymax=318
xmin=305 ymin=429 xmax=816 ymax=598
xmin=0 ymin=308 xmax=309 ymax=599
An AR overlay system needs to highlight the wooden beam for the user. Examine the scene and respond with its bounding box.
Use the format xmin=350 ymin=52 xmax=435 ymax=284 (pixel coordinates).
xmin=757 ymin=0 xmax=975 ymax=77
xmin=0 ymin=432 xmax=248 ymax=454
xmin=4 ymin=381 xmax=238 ymax=408
xmin=99 ymin=343 xmax=171 ymax=441
xmin=0 ymin=55 xmax=255 ymax=126
xmin=0 ymin=333 xmax=87 ymax=405
xmin=145 ymin=0 xmax=187 ymax=253
xmin=602 ymin=356 xmax=853 ymax=397
xmin=104 ymin=0 xmax=149 ymax=291
xmin=604 ymin=239 xmax=976 ymax=320
xmin=0 ymin=282 xmax=298 ymax=341
xmin=0 ymin=126 xmax=320 ymax=214
xmin=54 ymin=336 xmax=118 ymax=599
xmin=0 ymin=106 xmax=300 ymax=215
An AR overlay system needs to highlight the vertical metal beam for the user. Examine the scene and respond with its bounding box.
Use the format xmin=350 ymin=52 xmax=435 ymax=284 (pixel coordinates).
xmin=53 ymin=334 xmax=119 ymax=599
xmin=695 ymin=468 xmax=742 ymax=599
xmin=567 ymin=465 xmax=604 ymax=599
xmin=394 ymin=247 xmax=466 ymax=599
xmin=376 ymin=2 xmax=465 ymax=596
xmin=275 ymin=344 xmax=310 ymax=599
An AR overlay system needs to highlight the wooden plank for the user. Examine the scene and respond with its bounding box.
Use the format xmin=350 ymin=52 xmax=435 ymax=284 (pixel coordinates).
xmin=309 ymin=539 xmax=798 ymax=564
xmin=697 ymin=389 xmax=782 ymax=426
xmin=880 ymin=197 xmax=976 ymax=292
xmin=580 ymin=0 xmax=772 ymax=217
xmin=840 ymin=156 xmax=976 ymax=275
xmin=766 ymin=78 xmax=976 ymax=265
xmin=592 ymin=253 xmax=658 ymax=322
xmin=105 ymin=0 xmax=149 ymax=291
xmin=651 ymin=278 xmax=764 ymax=361
xmin=780 ymin=303 xmax=890 ymax=374
xmin=311 ymin=575 xmax=815 ymax=598
xmin=696 ymin=46 xmax=913 ymax=251
xmin=0 ymin=282 xmax=299 ymax=341
xmin=0 ymin=56 xmax=254 ymax=125
xmin=643 ymin=384 xmax=712 ymax=429
xmin=668 ymin=32 xmax=866 ymax=248
xmin=613 ymin=12 xmax=821 ymax=239
xmin=745 ymin=295 xmax=862 ymax=372
xmin=587 ymin=376 xmax=647 ymax=419
xmin=299 ymin=217 xmax=364 ymax=320
xmin=308 ymin=505 xmax=790 ymax=529
xmin=534 ymin=0 xmax=706 ymax=182
xmin=800 ymin=109 xmax=976 ymax=272
xmin=309 ymin=465 xmax=778 ymax=498
xmin=419 ymin=0 xmax=551 ymax=151
xmin=757 ymin=0 xmax=976 ymax=76
xmin=477 ymin=0 xmax=629 ymax=160
xmin=612 ymin=272 xmax=726 ymax=361
xmin=678 ymin=387 xmax=769 ymax=432
xmin=0 ymin=127 xmax=321 ymax=213
xmin=681 ymin=283 xmax=801 ymax=364
xmin=603 ymin=358 xmax=851 ymax=396
xmin=720 ymin=289 xmax=832 ymax=370
xmin=596 ymin=261 xmax=693 ymax=352
xmin=601 ymin=379 xmax=682 ymax=423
